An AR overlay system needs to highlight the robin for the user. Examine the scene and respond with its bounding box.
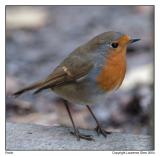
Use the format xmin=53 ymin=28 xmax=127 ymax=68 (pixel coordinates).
xmin=13 ymin=31 xmax=140 ymax=141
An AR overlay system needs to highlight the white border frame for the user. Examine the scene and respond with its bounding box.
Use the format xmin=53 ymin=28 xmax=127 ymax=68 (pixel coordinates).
xmin=1 ymin=0 xmax=159 ymax=155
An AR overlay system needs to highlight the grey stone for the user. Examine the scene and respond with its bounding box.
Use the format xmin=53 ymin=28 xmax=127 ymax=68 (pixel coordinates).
xmin=6 ymin=122 xmax=153 ymax=151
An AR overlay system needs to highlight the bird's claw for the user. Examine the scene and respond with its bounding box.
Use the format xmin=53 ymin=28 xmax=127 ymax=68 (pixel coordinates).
xmin=95 ymin=125 xmax=111 ymax=138
xmin=70 ymin=130 xmax=94 ymax=141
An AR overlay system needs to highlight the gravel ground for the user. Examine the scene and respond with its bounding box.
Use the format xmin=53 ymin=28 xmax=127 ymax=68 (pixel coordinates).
xmin=6 ymin=122 xmax=153 ymax=151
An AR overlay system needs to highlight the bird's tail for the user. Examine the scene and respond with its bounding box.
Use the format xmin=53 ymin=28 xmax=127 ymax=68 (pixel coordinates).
xmin=13 ymin=81 xmax=44 ymax=97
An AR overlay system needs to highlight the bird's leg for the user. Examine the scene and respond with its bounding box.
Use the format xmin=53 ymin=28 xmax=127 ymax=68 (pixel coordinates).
xmin=86 ymin=105 xmax=111 ymax=138
xmin=63 ymin=100 xmax=94 ymax=141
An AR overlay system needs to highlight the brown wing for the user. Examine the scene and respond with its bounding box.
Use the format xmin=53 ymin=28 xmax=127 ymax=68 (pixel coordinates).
xmin=32 ymin=50 xmax=94 ymax=92
xmin=33 ymin=61 xmax=93 ymax=94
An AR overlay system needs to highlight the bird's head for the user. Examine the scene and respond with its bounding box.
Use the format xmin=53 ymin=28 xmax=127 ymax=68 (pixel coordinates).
xmin=87 ymin=31 xmax=140 ymax=56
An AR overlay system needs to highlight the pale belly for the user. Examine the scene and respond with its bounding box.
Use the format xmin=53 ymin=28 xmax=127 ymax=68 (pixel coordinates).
xmin=52 ymin=79 xmax=106 ymax=105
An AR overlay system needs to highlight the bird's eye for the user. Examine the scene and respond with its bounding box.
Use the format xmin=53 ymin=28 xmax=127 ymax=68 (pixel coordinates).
xmin=111 ymin=42 xmax=119 ymax=48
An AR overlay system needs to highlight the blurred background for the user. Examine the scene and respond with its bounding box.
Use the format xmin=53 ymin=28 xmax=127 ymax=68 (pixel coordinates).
xmin=6 ymin=6 xmax=154 ymax=136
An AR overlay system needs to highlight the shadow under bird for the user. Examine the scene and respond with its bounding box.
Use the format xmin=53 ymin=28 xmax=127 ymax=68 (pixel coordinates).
xmin=13 ymin=31 xmax=140 ymax=141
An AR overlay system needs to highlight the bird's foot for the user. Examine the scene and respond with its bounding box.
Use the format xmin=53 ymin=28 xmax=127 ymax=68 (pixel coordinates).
xmin=70 ymin=130 xmax=94 ymax=141
xmin=95 ymin=125 xmax=111 ymax=138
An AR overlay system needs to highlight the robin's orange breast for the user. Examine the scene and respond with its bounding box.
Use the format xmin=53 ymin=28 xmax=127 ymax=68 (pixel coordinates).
xmin=96 ymin=48 xmax=127 ymax=91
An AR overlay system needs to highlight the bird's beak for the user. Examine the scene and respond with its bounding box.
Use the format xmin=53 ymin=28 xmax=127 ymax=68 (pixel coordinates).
xmin=129 ymin=39 xmax=141 ymax=44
